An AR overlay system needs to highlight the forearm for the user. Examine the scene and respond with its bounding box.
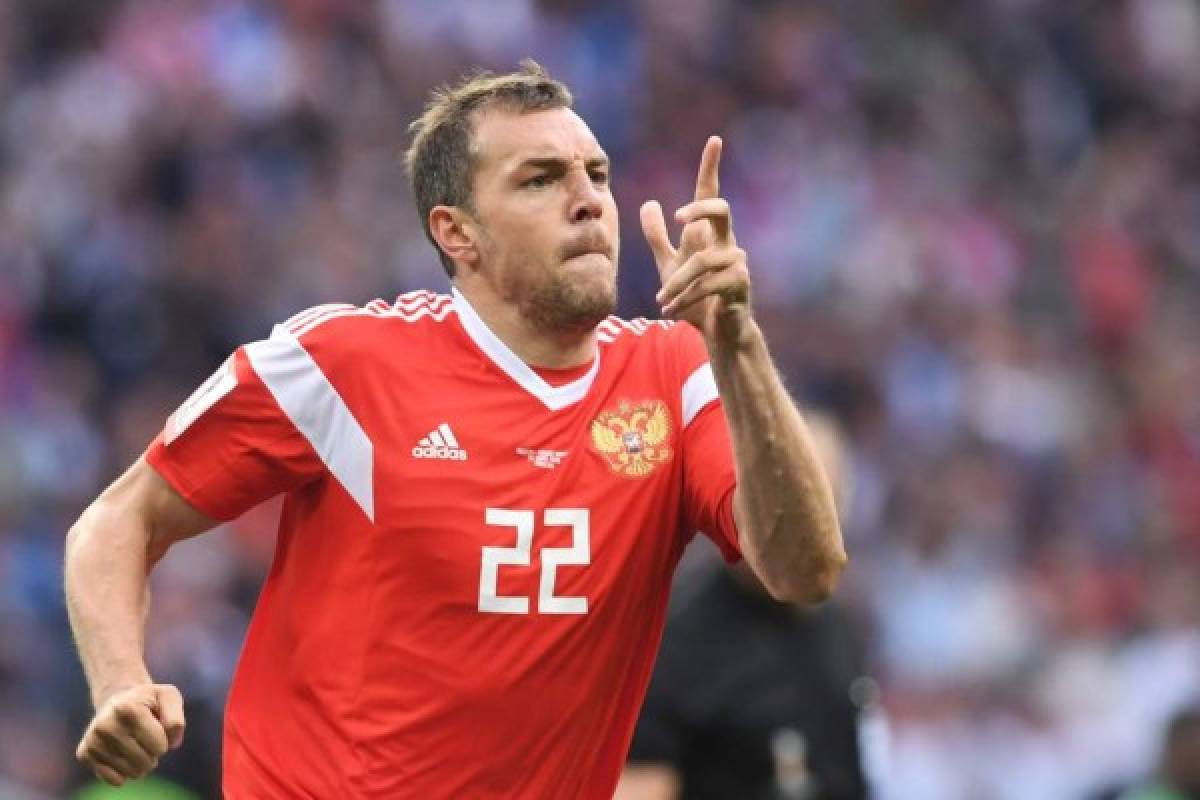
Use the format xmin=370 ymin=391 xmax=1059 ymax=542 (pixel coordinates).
xmin=65 ymin=501 xmax=155 ymax=709
xmin=707 ymin=313 xmax=846 ymax=603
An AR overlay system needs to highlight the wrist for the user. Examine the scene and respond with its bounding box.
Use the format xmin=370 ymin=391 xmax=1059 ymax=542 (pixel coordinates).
xmin=93 ymin=671 xmax=153 ymax=710
xmin=704 ymin=307 xmax=759 ymax=354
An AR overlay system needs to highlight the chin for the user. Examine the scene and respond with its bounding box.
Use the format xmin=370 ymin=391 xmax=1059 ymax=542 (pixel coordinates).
xmin=524 ymin=270 xmax=617 ymax=334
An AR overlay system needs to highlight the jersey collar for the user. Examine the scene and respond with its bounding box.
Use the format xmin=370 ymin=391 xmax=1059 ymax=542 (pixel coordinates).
xmin=451 ymin=287 xmax=600 ymax=411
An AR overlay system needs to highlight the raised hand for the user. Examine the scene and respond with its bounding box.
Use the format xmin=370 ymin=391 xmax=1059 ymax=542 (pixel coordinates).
xmin=639 ymin=136 xmax=750 ymax=341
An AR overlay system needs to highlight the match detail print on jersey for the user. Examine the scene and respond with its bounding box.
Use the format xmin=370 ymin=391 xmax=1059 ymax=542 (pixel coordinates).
xmin=165 ymin=357 xmax=237 ymax=445
xmin=245 ymin=325 xmax=376 ymax=522
xmin=516 ymin=447 xmax=569 ymax=469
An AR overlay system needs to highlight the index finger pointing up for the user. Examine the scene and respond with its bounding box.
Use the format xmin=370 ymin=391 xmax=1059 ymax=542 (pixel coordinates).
xmin=694 ymin=136 xmax=723 ymax=201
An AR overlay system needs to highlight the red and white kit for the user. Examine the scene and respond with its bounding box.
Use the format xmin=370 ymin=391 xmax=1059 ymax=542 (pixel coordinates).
xmin=146 ymin=288 xmax=740 ymax=799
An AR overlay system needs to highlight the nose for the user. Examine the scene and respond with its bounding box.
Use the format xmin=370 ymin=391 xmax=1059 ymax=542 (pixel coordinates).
xmin=568 ymin=170 xmax=604 ymax=223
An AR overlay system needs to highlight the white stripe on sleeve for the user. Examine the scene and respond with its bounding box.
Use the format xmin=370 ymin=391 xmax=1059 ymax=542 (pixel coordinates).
xmin=681 ymin=363 xmax=719 ymax=427
xmin=245 ymin=326 xmax=375 ymax=522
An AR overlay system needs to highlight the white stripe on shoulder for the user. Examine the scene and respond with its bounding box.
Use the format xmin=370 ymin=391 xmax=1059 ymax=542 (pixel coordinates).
xmin=283 ymin=303 xmax=357 ymax=333
xmin=245 ymin=326 xmax=375 ymax=522
xmin=285 ymin=295 xmax=456 ymax=337
xmin=596 ymin=316 xmax=673 ymax=343
xmin=291 ymin=307 xmax=366 ymax=337
xmin=681 ymin=363 xmax=719 ymax=427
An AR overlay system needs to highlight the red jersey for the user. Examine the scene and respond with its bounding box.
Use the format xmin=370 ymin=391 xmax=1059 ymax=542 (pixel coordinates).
xmin=145 ymin=288 xmax=741 ymax=799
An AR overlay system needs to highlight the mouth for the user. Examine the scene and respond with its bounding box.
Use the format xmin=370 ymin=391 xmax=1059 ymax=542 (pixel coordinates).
xmin=565 ymin=251 xmax=610 ymax=262
xmin=561 ymin=232 xmax=613 ymax=264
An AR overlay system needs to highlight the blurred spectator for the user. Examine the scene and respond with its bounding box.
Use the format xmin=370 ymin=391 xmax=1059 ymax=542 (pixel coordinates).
xmin=619 ymin=413 xmax=872 ymax=800
xmin=620 ymin=565 xmax=873 ymax=800
xmin=1103 ymin=706 xmax=1200 ymax=800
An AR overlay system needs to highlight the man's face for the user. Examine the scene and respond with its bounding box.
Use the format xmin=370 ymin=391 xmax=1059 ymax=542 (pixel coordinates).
xmin=466 ymin=106 xmax=619 ymax=333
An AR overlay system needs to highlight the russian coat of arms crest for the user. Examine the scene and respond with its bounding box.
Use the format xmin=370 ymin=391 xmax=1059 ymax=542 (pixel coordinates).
xmin=589 ymin=400 xmax=673 ymax=478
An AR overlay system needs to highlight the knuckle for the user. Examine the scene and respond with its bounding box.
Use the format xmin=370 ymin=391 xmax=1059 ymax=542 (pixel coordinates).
xmin=101 ymin=709 xmax=129 ymax=730
xmin=83 ymin=743 xmax=109 ymax=764
xmin=95 ymin=724 xmax=127 ymax=746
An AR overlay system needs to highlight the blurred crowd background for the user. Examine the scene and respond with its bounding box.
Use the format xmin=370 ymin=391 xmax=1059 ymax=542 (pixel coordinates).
xmin=1 ymin=0 xmax=1198 ymax=797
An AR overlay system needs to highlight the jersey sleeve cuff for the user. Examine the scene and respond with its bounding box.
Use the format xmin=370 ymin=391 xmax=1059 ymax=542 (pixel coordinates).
xmin=144 ymin=438 xmax=237 ymax=522
xmin=681 ymin=363 xmax=719 ymax=428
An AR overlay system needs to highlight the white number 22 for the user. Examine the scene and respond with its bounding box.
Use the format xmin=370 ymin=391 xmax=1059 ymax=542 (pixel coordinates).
xmin=479 ymin=508 xmax=590 ymax=615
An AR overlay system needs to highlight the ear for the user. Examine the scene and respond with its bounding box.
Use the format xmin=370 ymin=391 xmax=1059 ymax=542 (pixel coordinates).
xmin=429 ymin=206 xmax=479 ymax=271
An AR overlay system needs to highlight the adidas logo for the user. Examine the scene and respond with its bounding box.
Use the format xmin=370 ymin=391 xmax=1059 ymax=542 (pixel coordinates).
xmin=412 ymin=423 xmax=468 ymax=461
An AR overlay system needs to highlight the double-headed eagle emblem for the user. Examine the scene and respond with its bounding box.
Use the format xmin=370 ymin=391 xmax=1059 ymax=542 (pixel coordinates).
xmin=590 ymin=400 xmax=673 ymax=478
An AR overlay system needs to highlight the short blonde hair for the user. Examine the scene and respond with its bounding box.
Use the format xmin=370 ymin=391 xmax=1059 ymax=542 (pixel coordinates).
xmin=405 ymin=60 xmax=573 ymax=277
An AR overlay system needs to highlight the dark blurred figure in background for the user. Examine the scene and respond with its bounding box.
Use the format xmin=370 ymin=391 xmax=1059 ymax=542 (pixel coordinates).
xmin=1101 ymin=706 xmax=1200 ymax=800
xmin=619 ymin=413 xmax=873 ymax=800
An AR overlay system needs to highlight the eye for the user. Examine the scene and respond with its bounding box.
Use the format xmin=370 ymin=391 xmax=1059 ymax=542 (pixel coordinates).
xmin=523 ymin=174 xmax=552 ymax=189
xmin=590 ymin=170 xmax=609 ymax=186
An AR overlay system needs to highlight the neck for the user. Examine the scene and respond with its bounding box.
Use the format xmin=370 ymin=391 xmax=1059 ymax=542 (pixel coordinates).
xmin=453 ymin=283 xmax=597 ymax=369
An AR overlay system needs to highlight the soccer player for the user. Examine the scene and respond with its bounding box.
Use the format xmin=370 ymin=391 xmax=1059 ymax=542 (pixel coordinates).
xmin=65 ymin=62 xmax=846 ymax=798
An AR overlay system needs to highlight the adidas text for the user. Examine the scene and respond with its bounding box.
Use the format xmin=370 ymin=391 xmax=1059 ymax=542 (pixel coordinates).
xmin=412 ymin=445 xmax=468 ymax=460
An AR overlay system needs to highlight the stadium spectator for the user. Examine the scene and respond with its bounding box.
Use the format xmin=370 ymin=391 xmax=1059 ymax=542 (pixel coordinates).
xmin=619 ymin=412 xmax=872 ymax=800
xmin=1108 ymin=706 xmax=1200 ymax=800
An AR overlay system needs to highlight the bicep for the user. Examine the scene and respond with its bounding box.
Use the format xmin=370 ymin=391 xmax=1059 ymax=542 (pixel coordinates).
xmin=93 ymin=457 xmax=220 ymax=562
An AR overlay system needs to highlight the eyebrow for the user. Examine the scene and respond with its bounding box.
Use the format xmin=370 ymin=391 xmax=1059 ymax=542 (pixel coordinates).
xmin=515 ymin=156 xmax=610 ymax=172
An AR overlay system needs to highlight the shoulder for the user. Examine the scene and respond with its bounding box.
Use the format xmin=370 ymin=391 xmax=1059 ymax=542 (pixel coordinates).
xmin=241 ymin=292 xmax=454 ymax=385
xmin=597 ymin=315 xmax=705 ymax=358
xmin=271 ymin=291 xmax=455 ymax=353
xmin=598 ymin=314 xmax=711 ymax=377
xmin=281 ymin=291 xmax=454 ymax=338
xmin=595 ymin=315 xmax=676 ymax=344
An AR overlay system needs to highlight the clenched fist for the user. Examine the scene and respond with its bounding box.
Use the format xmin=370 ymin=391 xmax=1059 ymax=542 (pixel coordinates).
xmin=76 ymin=683 xmax=185 ymax=786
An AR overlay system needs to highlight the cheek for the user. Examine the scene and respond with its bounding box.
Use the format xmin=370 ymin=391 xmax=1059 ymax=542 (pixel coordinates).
xmin=497 ymin=239 xmax=555 ymax=293
xmin=604 ymin=197 xmax=620 ymax=236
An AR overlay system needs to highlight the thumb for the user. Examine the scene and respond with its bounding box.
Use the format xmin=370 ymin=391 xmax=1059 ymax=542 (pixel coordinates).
xmin=639 ymin=201 xmax=676 ymax=279
xmin=151 ymin=684 xmax=187 ymax=750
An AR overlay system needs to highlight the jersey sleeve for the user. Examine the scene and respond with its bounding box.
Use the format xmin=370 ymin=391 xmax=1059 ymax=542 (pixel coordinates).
xmin=674 ymin=325 xmax=741 ymax=563
xmin=144 ymin=343 xmax=327 ymax=521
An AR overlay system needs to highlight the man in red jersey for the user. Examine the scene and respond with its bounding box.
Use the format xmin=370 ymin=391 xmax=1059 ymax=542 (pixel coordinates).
xmin=65 ymin=62 xmax=846 ymax=798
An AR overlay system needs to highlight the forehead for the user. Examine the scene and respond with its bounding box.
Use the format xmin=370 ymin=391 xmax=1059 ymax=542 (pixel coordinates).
xmin=471 ymin=107 xmax=604 ymax=171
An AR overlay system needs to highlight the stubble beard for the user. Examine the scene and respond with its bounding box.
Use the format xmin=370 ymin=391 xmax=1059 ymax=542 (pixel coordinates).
xmin=520 ymin=266 xmax=617 ymax=335
xmin=495 ymin=243 xmax=617 ymax=335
